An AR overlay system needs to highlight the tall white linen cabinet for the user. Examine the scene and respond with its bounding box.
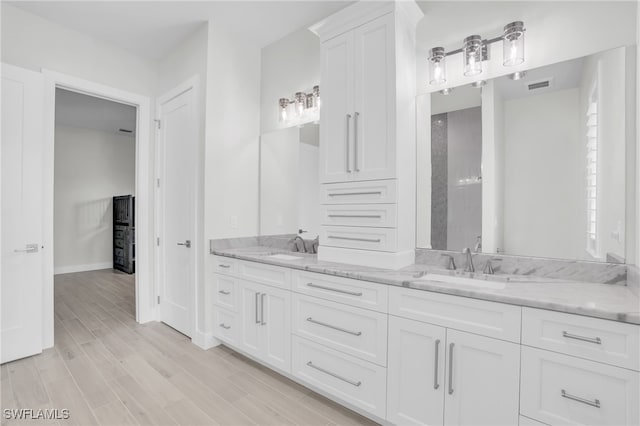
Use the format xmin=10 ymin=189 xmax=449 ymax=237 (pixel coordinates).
xmin=310 ymin=1 xmax=422 ymax=269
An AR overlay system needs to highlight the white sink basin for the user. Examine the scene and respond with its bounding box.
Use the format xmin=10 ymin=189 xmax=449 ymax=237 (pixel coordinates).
xmin=267 ymin=254 xmax=303 ymax=261
xmin=416 ymin=273 xmax=506 ymax=290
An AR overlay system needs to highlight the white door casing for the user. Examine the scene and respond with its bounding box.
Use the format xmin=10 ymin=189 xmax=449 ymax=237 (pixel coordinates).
xmin=1 ymin=63 xmax=44 ymax=363
xmin=156 ymin=79 xmax=198 ymax=337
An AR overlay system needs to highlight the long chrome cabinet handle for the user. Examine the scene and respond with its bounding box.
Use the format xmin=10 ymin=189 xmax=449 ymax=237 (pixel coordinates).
xmin=327 ymin=236 xmax=381 ymax=243
xmin=255 ymin=293 xmax=260 ymax=324
xmin=306 ymin=317 xmax=362 ymax=336
xmin=561 ymin=390 xmax=600 ymax=408
xmin=307 ymin=361 xmax=361 ymax=387
xmin=434 ymin=339 xmax=441 ymax=390
xmin=562 ymin=331 xmax=602 ymax=344
xmin=448 ymin=343 xmax=455 ymax=395
xmin=219 ymin=323 xmax=231 ymax=329
xmin=306 ymin=282 xmax=363 ymax=296
xmin=328 ymin=191 xmax=382 ymax=197
xmin=261 ymin=293 xmax=266 ymax=325
xmin=218 ymin=290 xmax=231 ymax=295
xmin=354 ymin=112 xmax=360 ymax=172
xmin=345 ymin=114 xmax=352 ymax=173
xmin=328 ymin=214 xmax=382 ymax=219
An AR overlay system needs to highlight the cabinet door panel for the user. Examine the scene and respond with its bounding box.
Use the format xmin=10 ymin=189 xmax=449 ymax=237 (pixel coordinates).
xmin=261 ymin=287 xmax=291 ymax=373
xmin=444 ymin=329 xmax=520 ymax=426
xmin=320 ymin=31 xmax=354 ymax=183
xmin=238 ymin=282 xmax=262 ymax=358
xmin=353 ymin=13 xmax=395 ymax=181
xmin=387 ymin=316 xmax=446 ymax=426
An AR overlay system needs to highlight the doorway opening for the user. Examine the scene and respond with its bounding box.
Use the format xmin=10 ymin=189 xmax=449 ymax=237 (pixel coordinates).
xmin=53 ymin=88 xmax=138 ymax=324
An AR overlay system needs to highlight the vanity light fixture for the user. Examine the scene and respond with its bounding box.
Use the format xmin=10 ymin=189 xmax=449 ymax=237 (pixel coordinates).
xmin=278 ymin=85 xmax=320 ymax=124
xmin=428 ymin=21 xmax=526 ymax=85
xmin=439 ymin=87 xmax=454 ymax=95
xmin=471 ymin=80 xmax=486 ymax=88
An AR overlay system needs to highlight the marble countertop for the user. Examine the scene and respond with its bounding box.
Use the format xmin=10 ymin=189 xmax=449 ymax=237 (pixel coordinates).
xmin=211 ymin=246 xmax=640 ymax=325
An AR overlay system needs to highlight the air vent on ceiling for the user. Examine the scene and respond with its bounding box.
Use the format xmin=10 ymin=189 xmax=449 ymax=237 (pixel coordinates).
xmin=527 ymin=80 xmax=551 ymax=91
xmin=119 ymin=128 xmax=133 ymax=133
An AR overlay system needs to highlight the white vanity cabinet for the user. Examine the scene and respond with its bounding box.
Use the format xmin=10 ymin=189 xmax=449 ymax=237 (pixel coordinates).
xmin=318 ymin=13 xmax=395 ymax=183
xmin=212 ymin=259 xmax=291 ymax=374
xmin=387 ymin=287 xmax=521 ymax=426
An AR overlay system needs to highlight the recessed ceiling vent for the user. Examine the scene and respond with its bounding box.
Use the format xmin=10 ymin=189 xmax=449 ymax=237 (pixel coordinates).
xmin=527 ymin=78 xmax=553 ymax=91
xmin=119 ymin=128 xmax=133 ymax=134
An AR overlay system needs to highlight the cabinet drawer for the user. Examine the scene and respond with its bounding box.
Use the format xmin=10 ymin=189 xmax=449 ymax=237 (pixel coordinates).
xmin=320 ymin=226 xmax=397 ymax=252
xmin=214 ymin=307 xmax=238 ymax=346
xmin=212 ymin=255 xmax=237 ymax=275
xmin=522 ymin=307 xmax=640 ymax=371
xmin=519 ymin=415 xmax=549 ymax=426
xmin=389 ymin=286 xmax=521 ymax=343
xmin=237 ymin=261 xmax=291 ymax=290
xmin=213 ymin=274 xmax=238 ymax=312
xmin=292 ymin=336 xmax=387 ymax=419
xmin=321 ymin=180 xmax=396 ymax=204
xmin=292 ymin=270 xmax=388 ymax=313
xmin=521 ymin=346 xmax=639 ymax=426
xmin=320 ymin=204 xmax=397 ymax=228
xmin=292 ymin=294 xmax=388 ymax=366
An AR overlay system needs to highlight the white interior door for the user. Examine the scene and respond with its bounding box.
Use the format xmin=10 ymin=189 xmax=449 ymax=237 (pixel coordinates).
xmin=157 ymin=84 xmax=196 ymax=337
xmin=1 ymin=63 xmax=44 ymax=363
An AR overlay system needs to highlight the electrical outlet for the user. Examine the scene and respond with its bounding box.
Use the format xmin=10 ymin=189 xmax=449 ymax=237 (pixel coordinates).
xmin=230 ymin=215 xmax=238 ymax=230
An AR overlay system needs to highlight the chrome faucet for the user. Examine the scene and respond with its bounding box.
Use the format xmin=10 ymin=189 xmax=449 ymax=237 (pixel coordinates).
xmin=441 ymin=254 xmax=456 ymax=270
xmin=462 ymin=248 xmax=474 ymax=272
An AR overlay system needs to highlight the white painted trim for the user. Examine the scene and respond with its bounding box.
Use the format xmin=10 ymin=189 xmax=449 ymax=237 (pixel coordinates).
xmin=155 ymin=75 xmax=201 ymax=339
xmin=54 ymin=263 xmax=113 ymax=275
xmin=42 ymin=69 xmax=154 ymax=349
xmin=192 ymin=331 xmax=220 ymax=350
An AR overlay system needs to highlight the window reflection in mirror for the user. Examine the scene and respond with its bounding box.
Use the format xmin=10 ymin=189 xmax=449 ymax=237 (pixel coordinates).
xmin=419 ymin=46 xmax=631 ymax=263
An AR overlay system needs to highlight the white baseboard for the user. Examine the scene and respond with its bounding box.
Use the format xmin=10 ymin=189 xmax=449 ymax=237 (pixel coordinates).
xmin=54 ymin=262 xmax=113 ymax=275
xmin=192 ymin=330 xmax=220 ymax=350
xmin=317 ymin=246 xmax=415 ymax=270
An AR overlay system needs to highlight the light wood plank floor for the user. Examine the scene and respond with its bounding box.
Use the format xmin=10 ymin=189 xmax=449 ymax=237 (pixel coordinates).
xmin=1 ymin=269 xmax=378 ymax=426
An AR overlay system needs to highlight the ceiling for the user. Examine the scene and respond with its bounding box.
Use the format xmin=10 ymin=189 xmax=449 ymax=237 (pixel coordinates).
xmin=9 ymin=1 xmax=353 ymax=60
xmin=55 ymin=89 xmax=137 ymax=136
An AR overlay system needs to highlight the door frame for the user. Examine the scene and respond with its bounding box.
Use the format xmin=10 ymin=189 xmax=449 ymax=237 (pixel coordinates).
xmin=154 ymin=76 xmax=200 ymax=339
xmin=42 ymin=70 xmax=154 ymax=348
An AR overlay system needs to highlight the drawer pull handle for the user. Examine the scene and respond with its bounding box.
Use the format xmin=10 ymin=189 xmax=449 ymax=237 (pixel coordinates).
xmin=219 ymin=264 xmax=231 ymax=268
xmin=328 ymin=191 xmax=382 ymax=197
xmin=306 ymin=361 xmax=361 ymax=387
xmin=327 ymin=236 xmax=381 ymax=243
xmin=562 ymin=331 xmax=602 ymax=344
xmin=306 ymin=317 xmax=362 ymax=336
xmin=328 ymin=214 xmax=382 ymax=219
xmin=219 ymin=323 xmax=231 ymax=329
xmin=448 ymin=343 xmax=455 ymax=395
xmin=345 ymin=114 xmax=352 ymax=173
xmin=306 ymin=282 xmax=363 ymax=296
xmin=561 ymin=390 xmax=600 ymax=408
xmin=434 ymin=339 xmax=440 ymax=390
xmin=218 ymin=290 xmax=231 ymax=295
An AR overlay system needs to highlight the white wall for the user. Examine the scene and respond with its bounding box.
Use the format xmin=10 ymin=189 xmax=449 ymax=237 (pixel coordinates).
xmin=260 ymin=28 xmax=320 ymax=134
xmin=1 ymin=4 xmax=158 ymax=96
xmin=637 ymin=2 xmax=640 ymax=267
xmin=503 ymin=88 xmax=584 ymax=260
xmin=54 ymin=126 xmax=135 ymax=274
xmin=418 ymin=1 xmax=637 ymax=95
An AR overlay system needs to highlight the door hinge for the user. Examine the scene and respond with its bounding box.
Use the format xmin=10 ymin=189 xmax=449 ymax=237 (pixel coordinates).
xmin=154 ymin=119 xmax=161 ymax=129
xmin=156 ymin=178 xmax=160 ymax=188
xmin=156 ymin=237 xmax=160 ymax=246
xmin=157 ymin=296 xmax=160 ymax=304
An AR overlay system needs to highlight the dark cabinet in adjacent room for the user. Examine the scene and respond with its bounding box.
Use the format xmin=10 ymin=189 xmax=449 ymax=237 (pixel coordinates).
xmin=113 ymin=195 xmax=135 ymax=274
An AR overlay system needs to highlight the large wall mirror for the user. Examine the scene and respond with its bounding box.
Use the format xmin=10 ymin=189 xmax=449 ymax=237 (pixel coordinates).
xmin=417 ymin=46 xmax=635 ymax=263
xmin=259 ymin=123 xmax=320 ymax=237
